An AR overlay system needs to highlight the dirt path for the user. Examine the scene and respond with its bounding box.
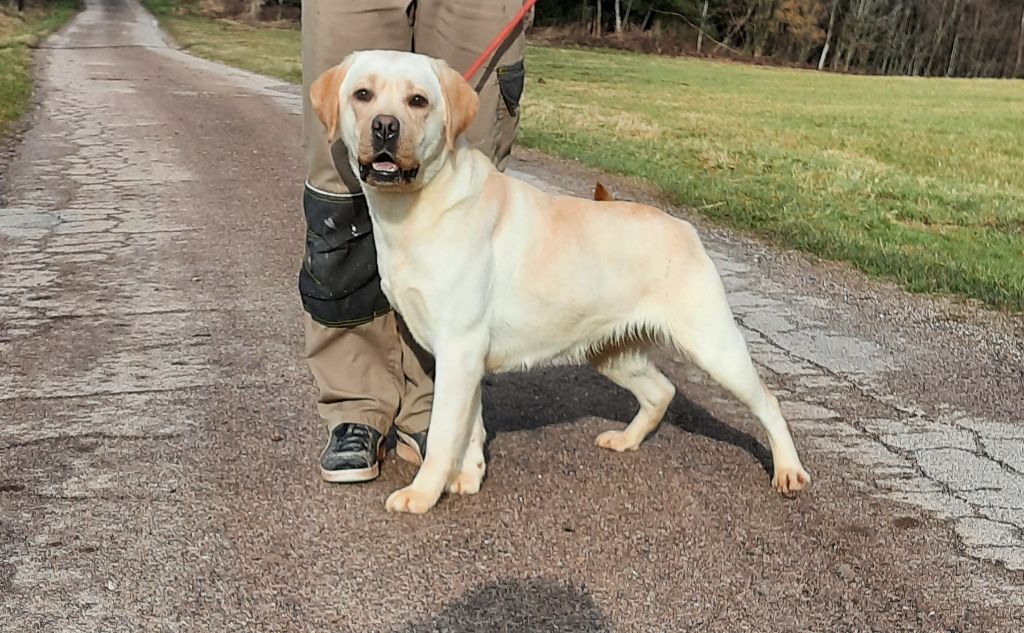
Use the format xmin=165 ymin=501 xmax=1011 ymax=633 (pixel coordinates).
xmin=1 ymin=1 xmax=1022 ymax=631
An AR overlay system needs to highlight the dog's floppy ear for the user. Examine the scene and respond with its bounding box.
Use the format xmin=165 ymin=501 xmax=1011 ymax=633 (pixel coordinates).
xmin=310 ymin=60 xmax=350 ymax=142
xmin=435 ymin=60 xmax=479 ymax=150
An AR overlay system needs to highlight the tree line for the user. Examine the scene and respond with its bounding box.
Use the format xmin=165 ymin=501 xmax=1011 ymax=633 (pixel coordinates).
xmin=536 ymin=0 xmax=1024 ymax=78
xmin=22 ymin=0 xmax=1015 ymax=79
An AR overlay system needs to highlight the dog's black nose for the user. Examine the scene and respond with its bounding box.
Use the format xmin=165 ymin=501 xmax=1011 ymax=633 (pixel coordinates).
xmin=372 ymin=114 xmax=400 ymax=144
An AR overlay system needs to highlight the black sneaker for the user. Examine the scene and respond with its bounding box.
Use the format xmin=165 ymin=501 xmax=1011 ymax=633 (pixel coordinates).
xmin=320 ymin=423 xmax=385 ymax=483
xmin=395 ymin=428 xmax=427 ymax=465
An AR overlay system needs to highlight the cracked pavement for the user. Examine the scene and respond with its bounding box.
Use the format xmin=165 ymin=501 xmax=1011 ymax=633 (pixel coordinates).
xmin=1 ymin=0 xmax=1023 ymax=630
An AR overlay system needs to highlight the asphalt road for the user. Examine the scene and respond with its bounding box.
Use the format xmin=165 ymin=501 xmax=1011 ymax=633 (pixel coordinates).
xmin=1 ymin=1 xmax=1023 ymax=631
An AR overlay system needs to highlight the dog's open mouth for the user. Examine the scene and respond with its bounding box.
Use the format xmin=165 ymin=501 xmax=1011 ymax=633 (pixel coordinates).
xmin=360 ymin=152 xmax=420 ymax=185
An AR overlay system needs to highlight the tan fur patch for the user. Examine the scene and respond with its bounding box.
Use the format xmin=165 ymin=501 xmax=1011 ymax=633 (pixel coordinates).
xmin=310 ymin=62 xmax=349 ymax=141
xmin=433 ymin=60 xmax=479 ymax=150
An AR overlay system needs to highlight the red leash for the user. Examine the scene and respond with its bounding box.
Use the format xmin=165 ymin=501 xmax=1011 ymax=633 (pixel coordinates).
xmin=463 ymin=0 xmax=538 ymax=82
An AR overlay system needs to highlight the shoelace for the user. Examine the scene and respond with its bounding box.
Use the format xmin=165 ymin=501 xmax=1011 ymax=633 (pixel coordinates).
xmin=335 ymin=424 xmax=371 ymax=454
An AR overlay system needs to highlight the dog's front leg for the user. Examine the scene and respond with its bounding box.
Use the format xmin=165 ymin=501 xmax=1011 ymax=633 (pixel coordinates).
xmin=385 ymin=343 xmax=485 ymax=514
xmin=449 ymin=413 xmax=486 ymax=495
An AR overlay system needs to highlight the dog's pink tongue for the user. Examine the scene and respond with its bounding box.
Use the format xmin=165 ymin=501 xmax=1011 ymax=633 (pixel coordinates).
xmin=373 ymin=161 xmax=399 ymax=173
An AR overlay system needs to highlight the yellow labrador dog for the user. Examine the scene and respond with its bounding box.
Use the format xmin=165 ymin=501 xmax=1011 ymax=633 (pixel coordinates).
xmin=311 ymin=50 xmax=810 ymax=514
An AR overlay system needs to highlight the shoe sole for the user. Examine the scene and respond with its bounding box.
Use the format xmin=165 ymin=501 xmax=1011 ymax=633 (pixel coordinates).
xmin=395 ymin=430 xmax=424 ymax=465
xmin=320 ymin=462 xmax=379 ymax=483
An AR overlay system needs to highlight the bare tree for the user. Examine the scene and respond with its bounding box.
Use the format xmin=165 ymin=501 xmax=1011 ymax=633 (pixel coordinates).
xmin=946 ymin=0 xmax=965 ymax=76
xmin=1016 ymin=2 xmax=1024 ymax=77
xmin=697 ymin=0 xmax=710 ymax=52
xmin=818 ymin=0 xmax=841 ymax=69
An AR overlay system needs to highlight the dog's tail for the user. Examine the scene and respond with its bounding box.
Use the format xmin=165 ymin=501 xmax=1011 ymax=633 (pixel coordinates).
xmin=593 ymin=182 xmax=613 ymax=201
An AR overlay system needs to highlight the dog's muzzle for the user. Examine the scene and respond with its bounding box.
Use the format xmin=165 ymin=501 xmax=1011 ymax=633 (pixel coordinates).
xmin=358 ymin=152 xmax=420 ymax=185
xmin=359 ymin=114 xmax=419 ymax=185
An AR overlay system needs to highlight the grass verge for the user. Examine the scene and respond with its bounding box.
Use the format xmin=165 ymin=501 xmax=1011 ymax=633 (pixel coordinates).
xmin=140 ymin=0 xmax=299 ymax=83
xmin=142 ymin=2 xmax=1024 ymax=312
xmin=0 ymin=0 xmax=78 ymax=135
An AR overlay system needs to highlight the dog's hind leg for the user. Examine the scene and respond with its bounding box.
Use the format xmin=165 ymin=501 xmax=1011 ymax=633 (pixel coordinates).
xmin=591 ymin=344 xmax=676 ymax=452
xmin=665 ymin=258 xmax=810 ymax=493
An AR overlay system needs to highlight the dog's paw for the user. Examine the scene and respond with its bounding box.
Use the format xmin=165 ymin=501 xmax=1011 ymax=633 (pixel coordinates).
xmin=385 ymin=486 xmax=438 ymax=514
xmin=448 ymin=461 xmax=485 ymax=495
xmin=595 ymin=429 xmax=641 ymax=452
xmin=772 ymin=465 xmax=811 ymax=494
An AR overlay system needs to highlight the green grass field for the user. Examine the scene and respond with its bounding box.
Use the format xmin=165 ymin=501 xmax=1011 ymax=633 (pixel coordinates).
xmin=142 ymin=0 xmax=300 ymax=83
xmin=0 ymin=0 xmax=78 ymax=134
xmin=142 ymin=3 xmax=1024 ymax=312
xmin=524 ymin=48 xmax=1024 ymax=312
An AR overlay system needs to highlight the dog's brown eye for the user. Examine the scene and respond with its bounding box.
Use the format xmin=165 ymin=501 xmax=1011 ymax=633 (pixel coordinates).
xmin=408 ymin=94 xmax=428 ymax=108
xmin=354 ymin=88 xmax=373 ymax=102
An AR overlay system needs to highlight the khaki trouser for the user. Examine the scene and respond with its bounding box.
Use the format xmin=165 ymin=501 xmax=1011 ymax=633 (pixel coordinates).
xmin=301 ymin=0 xmax=526 ymax=434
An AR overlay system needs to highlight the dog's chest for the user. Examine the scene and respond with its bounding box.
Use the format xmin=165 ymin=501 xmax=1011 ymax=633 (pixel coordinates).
xmin=370 ymin=208 xmax=494 ymax=351
xmin=377 ymin=252 xmax=436 ymax=346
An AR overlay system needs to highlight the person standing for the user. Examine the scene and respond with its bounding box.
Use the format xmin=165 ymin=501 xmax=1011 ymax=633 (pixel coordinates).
xmin=299 ymin=0 xmax=527 ymax=482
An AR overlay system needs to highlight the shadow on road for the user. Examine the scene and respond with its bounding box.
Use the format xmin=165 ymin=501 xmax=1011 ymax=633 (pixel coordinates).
xmin=396 ymin=577 xmax=611 ymax=632
xmin=483 ymin=366 xmax=773 ymax=475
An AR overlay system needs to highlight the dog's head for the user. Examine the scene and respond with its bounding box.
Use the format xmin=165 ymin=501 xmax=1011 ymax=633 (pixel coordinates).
xmin=310 ymin=50 xmax=479 ymax=191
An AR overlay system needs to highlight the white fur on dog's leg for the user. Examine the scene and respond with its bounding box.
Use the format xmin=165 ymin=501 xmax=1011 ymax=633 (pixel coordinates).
xmin=666 ymin=262 xmax=810 ymax=496
xmin=591 ymin=346 xmax=675 ymax=454
xmin=595 ymin=429 xmax=642 ymax=452
xmin=386 ymin=345 xmax=486 ymax=514
xmin=449 ymin=416 xmax=486 ymax=495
